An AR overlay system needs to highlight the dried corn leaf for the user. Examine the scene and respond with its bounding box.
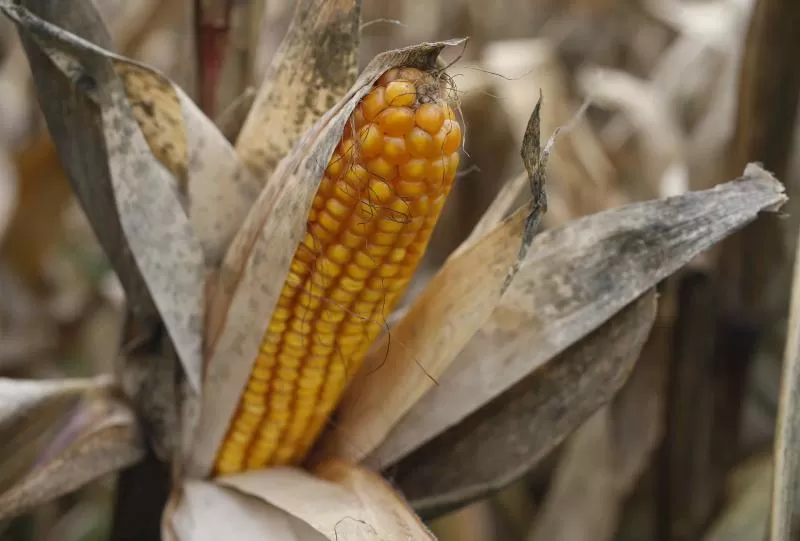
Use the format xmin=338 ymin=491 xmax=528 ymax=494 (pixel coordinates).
xmin=166 ymin=479 xmax=324 ymax=541
xmin=5 ymin=0 xmax=156 ymax=322
xmin=235 ymin=0 xmax=360 ymax=183
xmin=397 ymin=290 xmax=657 ymax=517
xmin=6 ymin=1 xmax=260 ymax=265
xmin=192 ymin=38 xmax=466 ymax=477
xmin=367 ymin=163 xmax=786 ymax=469
xmin=2 ymin=2 xmax=210 ymax=390
xmin=214 ymin=460 xmax=434 ymax=540
xmin=317 ymin=99 xmax=547 ymax=464
xmin=0 ymin=376 xmax=144 ymax=520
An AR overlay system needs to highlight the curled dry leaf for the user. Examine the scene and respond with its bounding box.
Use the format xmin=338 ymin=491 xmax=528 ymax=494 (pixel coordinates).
xmin=235 ymin=0 xmax=360 ymax=183
xmin=0 ymin=376 xmax=144 ymax=521
xmin=2 ymin=2 xmax=217 ymax=391
xmin=366 ymin=163 xmax=786 ymax=472
xmin=192 ymin=38 xmax=466 ymax=477
xmin=316 ymin=97 xmax=546 ymax=465
xmin=207 ymin=460 xmax=434 ymax=541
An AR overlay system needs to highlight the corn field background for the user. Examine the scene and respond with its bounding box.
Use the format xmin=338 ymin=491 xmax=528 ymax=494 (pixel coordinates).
xmin=1 ymin=0 xmax=799 ymax=540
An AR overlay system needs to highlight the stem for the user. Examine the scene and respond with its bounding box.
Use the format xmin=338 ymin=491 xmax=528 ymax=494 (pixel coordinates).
xmin=110 ymin=449 xmax=171 ymax=541
xmin=195 ymin=0 xmax=235 ymax=116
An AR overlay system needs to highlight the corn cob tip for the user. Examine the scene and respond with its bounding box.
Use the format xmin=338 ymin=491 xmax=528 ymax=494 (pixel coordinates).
xmin=214 ymin=66 xmax=462 ymax=476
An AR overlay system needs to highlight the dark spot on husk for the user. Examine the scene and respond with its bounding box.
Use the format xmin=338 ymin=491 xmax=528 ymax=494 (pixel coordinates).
xmin=75 ymin=71 xmax=97 ymax=93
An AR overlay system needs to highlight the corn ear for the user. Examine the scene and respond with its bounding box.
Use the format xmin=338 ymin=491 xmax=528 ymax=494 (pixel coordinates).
xmin=214 ymin=66 xmax=462 ymax=474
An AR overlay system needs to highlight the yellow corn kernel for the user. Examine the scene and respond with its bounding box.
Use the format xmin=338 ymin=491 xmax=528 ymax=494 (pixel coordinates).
xmin=214 ymin=66 xmax=462 ymax=475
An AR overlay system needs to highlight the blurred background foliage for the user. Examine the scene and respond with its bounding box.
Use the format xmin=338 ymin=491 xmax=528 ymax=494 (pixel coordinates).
xmin=0 ymin=0 xmax=797 ymax=539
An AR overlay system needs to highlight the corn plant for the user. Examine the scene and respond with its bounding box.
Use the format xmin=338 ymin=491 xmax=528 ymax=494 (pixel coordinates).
xmin=0 ymin=0 xmax=788 ymax=539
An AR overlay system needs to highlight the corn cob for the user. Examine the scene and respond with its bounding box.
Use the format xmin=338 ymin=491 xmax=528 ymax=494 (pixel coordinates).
xmin=214 ymin=67 xmax=462 ymax=474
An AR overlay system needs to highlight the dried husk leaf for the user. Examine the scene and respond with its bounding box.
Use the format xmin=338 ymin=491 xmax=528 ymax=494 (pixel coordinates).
xmin=316 ymin=98 xmax=547 ymax=464
xmin=2 ymin=2 xmax=207 ymax=391
xmin=214 ymin=460 xmax=434 ymax=540
xmin=191 ymin=38 xmax=466 ymax=478
xmin=235 ymin=0 xmax=360 ymax=183
xmin=396 ymin=290 xmax=657 ymax=517
xmin=166 ymin=479 xmax=324 ymax=541
xmin=0 ymin=376 xmax=144 ymax=520
xmin=366 ymin=163 xmax=786 ymax=469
